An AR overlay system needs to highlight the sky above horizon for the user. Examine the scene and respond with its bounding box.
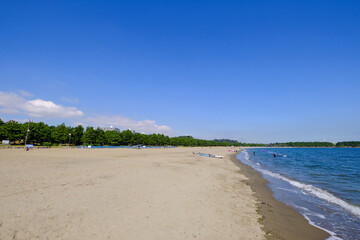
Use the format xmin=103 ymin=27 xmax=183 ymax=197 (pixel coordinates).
xmin=1 ymin=0 xmax=359 ymax=143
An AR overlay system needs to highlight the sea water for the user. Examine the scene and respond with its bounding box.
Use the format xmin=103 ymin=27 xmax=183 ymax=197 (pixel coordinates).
xmin=237 ymin=148 xmax=360 ymax=240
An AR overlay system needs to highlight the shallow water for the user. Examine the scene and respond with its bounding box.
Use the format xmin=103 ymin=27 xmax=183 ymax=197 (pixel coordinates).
xmin=237 ymin=148 xmax=360 ymax=240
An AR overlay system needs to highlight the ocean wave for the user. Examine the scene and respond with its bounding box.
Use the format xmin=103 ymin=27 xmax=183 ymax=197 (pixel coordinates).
xmin=275 ymin=186 xmax=299 ymax=194
xmin=259 ymin=168 xmax=360 ymax=219
xmin=244 ymin=151 xmax=250 ymax=161
xmin=292 ymin=205 xmax=342 ymax=239
xmin=294 ymin=205 xmax=327 ymax=219
xmin=301 ymin=190 xmax=309 ymax=195
xmin=240 ymin=149 xmax=360 ymax=239
xmin=303 ymin=215 xmax=343 ymax=240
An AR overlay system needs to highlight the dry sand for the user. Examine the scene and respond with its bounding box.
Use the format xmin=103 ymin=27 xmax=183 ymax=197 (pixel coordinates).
xmin=0 ymin=147 xmax=265 ymax=240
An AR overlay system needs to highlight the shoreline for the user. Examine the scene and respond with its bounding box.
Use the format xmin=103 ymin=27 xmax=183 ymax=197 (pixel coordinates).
xmin=230 ymin=152 xmax=330 ymax=240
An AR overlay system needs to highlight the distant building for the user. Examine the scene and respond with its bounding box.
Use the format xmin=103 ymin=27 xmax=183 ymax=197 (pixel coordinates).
xmin=101 ymin=126 xmax=120 ymax=132
xmin=127 ymin=128 xmax=136 ymax=133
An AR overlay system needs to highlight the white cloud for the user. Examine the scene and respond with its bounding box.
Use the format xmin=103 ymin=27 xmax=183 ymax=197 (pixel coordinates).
xmin=83 ymin=115 xmax=172 ymax=135
xmin=0 ymin=91 xmax=83 ymax=119
xmin=0 ymin=91 xmax=172 ymax=135
xmin=25 ymin=99 xmax=83 ymax=118
xmin=0 ymin=108 xmax=20 ymax=114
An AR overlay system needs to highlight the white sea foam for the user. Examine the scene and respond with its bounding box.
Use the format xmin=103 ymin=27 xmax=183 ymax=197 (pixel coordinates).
xmin=313 ymin=213 xmax=326 ymax=219
xmin=293 ymin=204 xmax=327 ymax=220
xmin=276 ymin=186 xmax=299 ymax=194
xmin=240 ymin=150 xmax=360 ymax=218
xmin=303 ymin=215 xmax=343 ymax=240
xmin=301 ymin=190 xmax=309 ymax=195
xmin=240 ymin=150 xmax=358 ymax=239
xmin=244 ymin=151 xmax=250 ymax=161
xmin=259 ymin=168 xmax=360 ymax=219
xmin=326 ymin=236 xmax=343 ymax=240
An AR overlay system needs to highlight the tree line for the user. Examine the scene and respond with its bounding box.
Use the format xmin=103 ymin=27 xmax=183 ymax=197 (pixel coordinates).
xmin=335 ymin=141 xmax=360 ymax=147
xmin=1 ymin=119 xmax=358 ymax=147
xmin=0 ymin=119 xmax=243 ymax=147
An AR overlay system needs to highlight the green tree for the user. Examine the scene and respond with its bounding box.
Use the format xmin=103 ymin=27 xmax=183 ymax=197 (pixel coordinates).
xmin=0 ymin=119 xmax=5 ymax=140
xmin=120 ymin=130 xmax=134 ymax=145
xmin=4 ymin=120 xmax=24 ymax=144
xmin=105 ymin=131 xmax=121 ymax=145
xmin=147 ymin=134 xmax=158 ymax=146
xmin=72 ymin=125 xmax=84 ymax=145
xmin=26 ymin=122 xmax=52 ymax=145
xmin=38 ymin=122 xmax=52 ymax=143
xmin=52 ymin=123 xmax=69 ymax=144
xmin=132 ymin=133 xmax=144 ymax=145
xmin=336 ymin=141 xmax=360 ymax=147
xmin=95 ymin=128 xmax=106 ymax=145
xmin=82 ymin=127 xmax=96 ymax=144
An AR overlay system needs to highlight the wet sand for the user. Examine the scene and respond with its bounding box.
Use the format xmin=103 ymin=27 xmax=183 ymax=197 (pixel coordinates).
xmin=0 ymin=147 xmax=264 ymax=240
xmin=230 ymin=153 xmax=330 ymax=240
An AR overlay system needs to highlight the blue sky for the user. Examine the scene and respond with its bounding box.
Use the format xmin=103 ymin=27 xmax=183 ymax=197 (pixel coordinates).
xmin=0 ymin=0 xmax=359 ymax=143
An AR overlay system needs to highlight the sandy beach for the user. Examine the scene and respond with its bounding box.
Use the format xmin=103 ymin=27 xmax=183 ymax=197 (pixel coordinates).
xmin=0 ymin=147 xmax=265 ymax=240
